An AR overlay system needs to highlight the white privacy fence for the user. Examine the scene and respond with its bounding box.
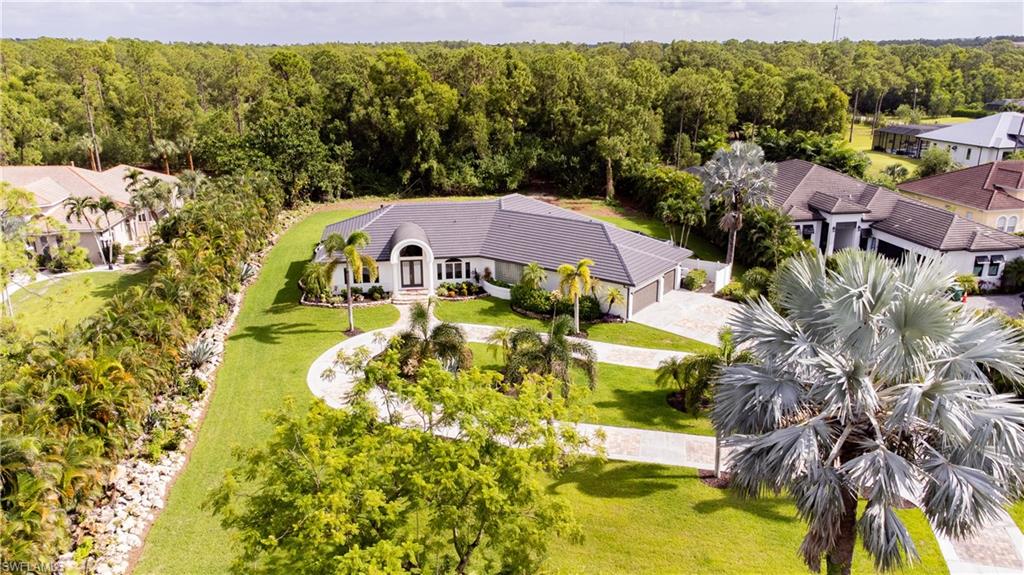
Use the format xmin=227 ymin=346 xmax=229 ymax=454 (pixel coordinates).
xmin=681 ymin=258 xmax=733 ymax=293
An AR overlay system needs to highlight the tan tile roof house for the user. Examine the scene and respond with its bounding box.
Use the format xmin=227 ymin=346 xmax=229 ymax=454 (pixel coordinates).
xmin=898 ymin=161 xmax=1024 ymax=234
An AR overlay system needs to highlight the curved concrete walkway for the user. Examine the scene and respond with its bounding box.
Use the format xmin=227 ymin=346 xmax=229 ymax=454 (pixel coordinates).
xmin=305 ymin=304 xmax=1024 ymax=574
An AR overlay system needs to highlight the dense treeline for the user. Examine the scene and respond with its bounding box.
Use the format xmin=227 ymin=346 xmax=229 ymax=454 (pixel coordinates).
xmin=0 ymin=173 xmax=284 ymax=563
xmin=2 ymin=38 xmax=1022 ymax=204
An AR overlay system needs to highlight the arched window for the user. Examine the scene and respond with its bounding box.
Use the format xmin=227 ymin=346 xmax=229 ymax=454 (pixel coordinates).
xmin=399 ymin=244 xmax=423 ymax=257
xmin=440 ymin=257 xmax=466 ymax=280
xmin=997 ymin=216 xmax=1008 ymax=231
xmin=1007 ymin=216 xmax=1018 ymax=233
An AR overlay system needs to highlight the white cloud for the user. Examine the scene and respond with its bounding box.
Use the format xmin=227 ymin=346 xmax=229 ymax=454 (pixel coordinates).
xmin=1 ymin=1 xmax=1021 ymax=44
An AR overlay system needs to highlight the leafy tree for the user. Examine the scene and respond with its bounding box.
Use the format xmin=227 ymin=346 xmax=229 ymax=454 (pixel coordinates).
xmin=663 ymin=67 xmax=737 ymax=155
xmin=394 ymin=300 xmax=471 ymax=374
xmin=714 ymin=250 xmax=1024 ymax=575
xmin=322 ymin=231 xmax=377 ymax=334
xmin=504 ymin=315 xmax=597 ymax=398
xmin=0 ymin=183 xmax=45 ymax=315
xmin=894 ymin=104 xmax=923 ymax=125
xmin=754 ymin=128 xmax=869 ymax=178
xmin=700 ymin=142 xmax=777 ymax=265
xmin=211 ymin=355 xmax=591 ymax=574
xmin=735 ymin=66 xmax=785 ymax=128
xmin=916 ymin=146 xmax=960 ymax=178
xmin=781 ymin=69 xmax=848 ymax=135
xmin=557 ymin=258 xmax=594 ymax=334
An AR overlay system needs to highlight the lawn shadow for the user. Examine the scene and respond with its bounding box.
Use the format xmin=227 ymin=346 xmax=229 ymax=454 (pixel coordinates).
xmin=272 ymin=259 xmax=307 ymax=306
xmin=89 ymin=268 xmax=154 ymax=300
xmin=228 ymin=321 xmax=335 ymax=345
xmin=691 ymin=492 xmax=798 ymax=524
xmin=547 ymin=459 xmax=692 ymax=499
xmin=591 ymin=388 xmax=710 ymax=434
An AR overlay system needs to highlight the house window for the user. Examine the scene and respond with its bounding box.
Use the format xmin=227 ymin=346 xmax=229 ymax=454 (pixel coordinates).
xmin=973 ymin=255 xmax=989 ymax=276
xmin=344 ymin=267 xmax=373 ymax=284
xmin=1007 ymin=216 xmax=1018 ymax=233
xmin=399 ymin=245 xmax=423 ymax=257
xmin=801 ymin=225 xmax=814 ymax=241
xmin=137 ymin=213 xmax=148 ymax=222
xmin=966 ymin=148 xmax=972 ymax=160
xmin=444 ymin=258 xmax=464 ymax=280
xmin=464 ymin=261 xmax=471 ymax=278
xmin=437 ymin=263 xmax=443 ymax=280
xmin=997 ymin=216 xmax=1008 ymax=231
xmin=988 ymin=255 xmax=1005 ymax=277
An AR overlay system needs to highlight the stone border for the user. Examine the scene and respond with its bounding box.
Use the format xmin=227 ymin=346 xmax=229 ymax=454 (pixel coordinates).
xmin=300 ymin=293 xmax=394 ymax=308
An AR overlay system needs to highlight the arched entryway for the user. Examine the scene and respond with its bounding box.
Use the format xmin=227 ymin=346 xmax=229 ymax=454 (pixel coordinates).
xmin=398 ymin=244 xmax=425 ymax=288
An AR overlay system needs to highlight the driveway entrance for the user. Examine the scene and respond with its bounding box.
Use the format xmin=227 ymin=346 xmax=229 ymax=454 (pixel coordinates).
xmin=629 ymin=290 xmax=742 ymax=346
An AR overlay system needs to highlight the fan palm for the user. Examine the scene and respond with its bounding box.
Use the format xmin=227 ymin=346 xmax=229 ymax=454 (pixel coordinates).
xmin=520 ymin=261 xmax=547 ymax=290
xmin=713 ymin=250 xmax=1024 ymax=575
xmin=557 ymin=258 xmax=594 ymax=334
xmin=505 ymin=315 xmax=597 ymax=398
xmin=485 ymin=326 xmax=515 ymax=363
xmin=151 ymin=138 xmax=179 ymax=175
xmin=63 ymin=196 xmax=108 ymax=268
xmin=700 ymin=141 xmax=777 ymax=265
xmin=176 ymin=170 xmax=207 ymax=201
xmin=322 ymin=231 xmax=377 ymax=333
xmin=394 ymin=300 xmax=471 ymax=374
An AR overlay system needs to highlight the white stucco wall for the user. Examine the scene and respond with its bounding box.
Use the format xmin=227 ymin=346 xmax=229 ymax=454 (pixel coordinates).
xmin=869 ymin=228 xmax=1024 ymax=285
xmin=921 ymin=138 xmax=1009 ymax=167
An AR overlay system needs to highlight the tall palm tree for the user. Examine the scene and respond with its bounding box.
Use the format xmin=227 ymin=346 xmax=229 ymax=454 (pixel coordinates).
xmin=75 ymin=133 xmax=101 ymax=171
xmin=713 ymin=250 xmax=1024 ymax=575
xmin=63 ymin=196 xmax=108 ymax=269
xmin=394 ymin=300 xmax=471 ymax=375
xmin=176 ymin=170 xmax=206 ymax=202
xmin=94 ymin=195 xmax=121 ymax=269
xmin=177 ymin=133 xmax=197 ymax=171
xmin=151 ymin=138 xmax=179 ymax=175
xmin=505 ymin=315 xmax=597 ymax=398
xmin=700 ymin=142 xmax=777 ymax=265
xmin=520 ymin=261 xmax=546 ymax=290
xmin=485 ymin=326 xmax=515 ymax=364
xmin=322 ymin=231 xmax=377 ymax=334
xmin=557 ymin=258 xmax=593 ymax=334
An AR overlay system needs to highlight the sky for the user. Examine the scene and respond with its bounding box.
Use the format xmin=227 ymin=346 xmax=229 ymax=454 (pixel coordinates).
xmin=2 ymin=1 xmax=1023 ymax=45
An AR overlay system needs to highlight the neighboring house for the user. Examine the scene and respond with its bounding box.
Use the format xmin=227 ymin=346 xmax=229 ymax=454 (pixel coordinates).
xmin=772 ymin=159 xmax=1024 ymax=285
xmin=917 ymin=112 xmax=1024 ymax=165
xmin=898 ymin=160 xmax=1024 ymax=231
xmin=0 ymin=164 xmax=179 ymax=264
xmin=317 ymin=194 xmax=694 ymax=318
xmin=871 ymin=123 xmax=949 ymax=158
xmin=983 ymin=98 xmax=1024 ymax=112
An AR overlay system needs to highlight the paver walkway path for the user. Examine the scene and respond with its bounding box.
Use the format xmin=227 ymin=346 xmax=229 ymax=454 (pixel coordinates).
xmin=305 ymin=303 xmax=1024 ymax=575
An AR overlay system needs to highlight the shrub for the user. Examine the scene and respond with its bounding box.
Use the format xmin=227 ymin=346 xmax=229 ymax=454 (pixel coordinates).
xmin=184 ymin=338 xmax=218 ymax=370
xmin=955 ymin=274 xmax=980 ymax=295
xmin=485 ymin=277 xmax=513 ymax=288
xmin=367 ymin=285 xmax=386 ymax=301
xmin=951 ymin=107 xmax=989 ymax=119
xmin=122 ymin=250 xmax=139 ymax=264
xmin=46 ymin=246 xmax=92 ymax=272
xmin=1001 ymin=257 xmax=1024 ymax=292
xmin=510 ymin=284 xmax=601 ymax=321
xmin=716 ymin=280 xmax=757 ymax=302
xmin=681 ymin=269 xmax=708 ymax=291
xmin=741 ymin=267 xmax=773 ymax=295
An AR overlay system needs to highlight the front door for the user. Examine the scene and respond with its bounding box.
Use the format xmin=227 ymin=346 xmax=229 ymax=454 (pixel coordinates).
xmin=400 ymin=260 xmax=423 ymax=288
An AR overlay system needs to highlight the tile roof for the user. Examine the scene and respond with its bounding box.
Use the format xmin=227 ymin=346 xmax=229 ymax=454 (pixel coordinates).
xmin=899 ymin=161 xmax=1024 ymax=211
xmin=917 ymin=112 xmax=1024 ymax=149
xmin=874 ymin=123 xmax=947 ymax=137
xmin=773 ymin=159 xmax=1024 ymax=253
xmin=321 ymin=194 xmax=693 ymax=286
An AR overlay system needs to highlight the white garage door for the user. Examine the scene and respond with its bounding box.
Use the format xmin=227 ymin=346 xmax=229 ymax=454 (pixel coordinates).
xmin=633 ymin=281 xmax=659 ymax=314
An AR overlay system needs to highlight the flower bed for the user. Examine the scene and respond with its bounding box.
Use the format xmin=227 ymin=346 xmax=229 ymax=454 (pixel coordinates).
xmin=300 ymin=293 xmax=394 ymax=308
xmin=435 ymin=280 xmax=486 ymax=299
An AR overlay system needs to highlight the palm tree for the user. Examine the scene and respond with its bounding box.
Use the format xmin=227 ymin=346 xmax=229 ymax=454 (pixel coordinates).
xmin=151 ymin=138 xmax=179 ymax=175
xmin=176 ymin=170 xmax=206 ymax=202
xmin=75 ymin=133 xmax=101 ymax=171
xmin=322 ymin=231 xmax=377 ymax=334
xmin=557 ymin=258 xmax=593 ymax=334
xmin=520 ymin=261 xmax=547 ymax=290
xmin=94 ymin=195 xmax=120 ymax=269
xmin=177 ymin=133 xmax=197 ymax=171
xmin=656 ymin=328 xmax=753 ymax=417
xmin=505 ymin=315 xmax=597 ymax=398
xmin=485 ymin=326 xmax=515 ymax=363
xmin=63 ymin=196 xmax=109 ymax=269
xmin=394 ymin=300 xmax=471 ymax=374
xmin=603 ymin=287 xmax=623 ymax=316
xmin=713 ymin=250 xmax=1024 ymax=575
xmin=700 ymin=142 xmax=777 ymax=265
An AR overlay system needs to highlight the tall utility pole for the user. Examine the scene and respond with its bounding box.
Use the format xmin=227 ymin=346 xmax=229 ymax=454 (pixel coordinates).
xmin=832 ymin=4 xmax=841 ymax=41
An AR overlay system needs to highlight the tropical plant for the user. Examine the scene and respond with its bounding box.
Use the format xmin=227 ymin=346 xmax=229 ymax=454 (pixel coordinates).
xmin=916 ymin=146 xmax=960 ymax=178
xmin=184 ymin=338 xmax=218 ymax=370
xmin=393 ymin=300 xmax=471 ymax=374
xmin=557 ymin=258 xmax=594 ymax=334
xmin=713 ymin=250 xmax=1024 ymax=575
xmin=63 ymin=196 xmax=108 ymax=269
xmin=94 ymin=195 xmax=120 ymax=268
xmin=520 ymin=261 xmax=547 ymax=290
xmin=485 ymin=326 xmax=515 ymax=364
xmin=998 ymin=257 xmax=1024 ymax=292
xmin=504 ymin=315 xmax=597 ymax=398
xmin=882 ymin=163 xmax=910 ymax=183
xmin=603 ymin=287 xmax=623 ymax=315
xmin=176 ymin=170 xmax=207 ymax=201
xmin=151 ymin=138 xmax=179 ymax=175
xmin=701 ymin=141 xmax=777 ymax=265
xmin=322 ymin=231 xmax=377 ymax=333
xmin=239 ymin=261 xmax=258 ymax=285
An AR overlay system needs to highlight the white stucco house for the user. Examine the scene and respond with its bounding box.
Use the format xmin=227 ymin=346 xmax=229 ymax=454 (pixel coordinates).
xmin=316 ymin=194 xmax=695 ymax=319
xmin=917 ymin=112 xmax=1024 ymax=166
xmin=769 ymin=159 xmax=1024 ymax=286
xmin=1 ymin=164 xmax=179 ymax=265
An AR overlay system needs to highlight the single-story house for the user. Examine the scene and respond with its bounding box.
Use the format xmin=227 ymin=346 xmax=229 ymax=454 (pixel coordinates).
xmin=317 ymin=194 xmax=694 ymax=318
xmin=0 ymin=164 xmax=178 ymax=264
xmin=871 ymin=123 xmax=948 ymax=158
xmin=984 ymin=98 xmax=1024 ymax=112
xmin=918 ymin=112 xmax=1024 ymax=166
xmin=772 ymin=159 xmax=1024 ymax=285
xmin=899 ymin=160 xmax=1024 ymax=232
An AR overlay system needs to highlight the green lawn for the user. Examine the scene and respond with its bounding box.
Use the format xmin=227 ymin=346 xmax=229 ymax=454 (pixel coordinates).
xmin=436 ymin=296 xmax=714 ymax=354
xmin=134 ymin=209 xmax=400 ymax=575
xmin=11 ymin=269 xmax=151 ymax=333
xmin=468 ymin=342 xmax=714 ymax=435
xmin=851 ymin=116 xmax=971 ymax=180
xmin=545 ymin=460 xmax=946 ymax=575
xmin=1011 ymin=501 xmax=1024 ymax=532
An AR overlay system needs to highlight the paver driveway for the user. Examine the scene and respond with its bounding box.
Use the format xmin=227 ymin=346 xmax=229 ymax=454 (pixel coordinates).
xmin=629 ymin=290 xmax=741 ymax=345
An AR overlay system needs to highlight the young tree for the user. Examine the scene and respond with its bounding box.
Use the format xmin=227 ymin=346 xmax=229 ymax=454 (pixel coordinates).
xmin=94 ymin=195 xmax=120 ymax=269
xmin=714 ymin=250 xmax=1024 ymax=575
xmin=63 ymin=196 xmax=109 ymax=269
xmin=916 ymin=146 xmax=960 ymax=178
xmin=210 ymin=360 xmax=591 ymax=575
xmin=504 ymin=315 xmax=597 ymax=398
xmin=557 ymin=258 xmax=594 ymax=334
xmin=394 ymin=300 xmax=471 ymax=374
xmin=520 ymin=261 xmax=547 ymax=290
xmin=603 ymin=287 xmax=623 ymax=316
xmin=322 ymin=231 xmax=377 ymax=334
xmin=0 ymin=184 xmax=44 ymax=315
xmin=700 ymin=142 xmax=777 ymax=265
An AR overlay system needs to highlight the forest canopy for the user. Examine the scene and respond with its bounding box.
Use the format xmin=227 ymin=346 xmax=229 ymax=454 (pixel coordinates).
xmin=2 ymin=38 xmax=1022 ymax=203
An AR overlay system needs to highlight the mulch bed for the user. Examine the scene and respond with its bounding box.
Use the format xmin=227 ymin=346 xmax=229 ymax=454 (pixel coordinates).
xmin=699 ymin=469 xmax=732 ymax=489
